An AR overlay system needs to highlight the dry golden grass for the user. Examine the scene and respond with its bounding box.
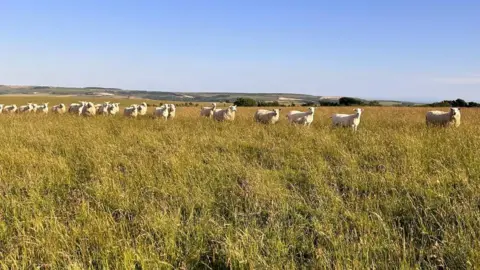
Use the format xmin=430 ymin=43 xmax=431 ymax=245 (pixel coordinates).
xmin=0 ymin=97 xmax=479 ymax=268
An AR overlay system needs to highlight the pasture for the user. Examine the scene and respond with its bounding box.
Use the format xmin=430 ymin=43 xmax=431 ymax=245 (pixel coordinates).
xmin=0 ymin=96 xmax=479 ymax=268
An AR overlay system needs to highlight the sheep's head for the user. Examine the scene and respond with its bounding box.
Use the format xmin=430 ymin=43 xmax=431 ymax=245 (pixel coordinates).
xmin=229 ymin=105 xmax=237 ymax=112
xmin=169 ymin=104 xmax=176 ymax=112
xmin=212 ymin=103 xmax=217 ymax=108
xmin=450 ymin=107 xmax=460 ymax=118
xmin=308 ymin=107 xmax=315 ymax=114
xmin=354 ymin=108 xmax=363 ymax=115
xmin=141 ymin=102 xmax=147 ymax=107
xmin=273 ymin=109 xmax=280 ymax=116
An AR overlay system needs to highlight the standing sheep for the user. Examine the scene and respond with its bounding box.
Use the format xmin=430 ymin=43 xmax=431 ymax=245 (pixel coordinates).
xmin=36 ymin=103 xmax=49 ymax=114
xmin=69 ymin=102 xmax=86 ymax=115
xmin=107 ymin=103 xmax=120 ymax=115
xmin=81 ymin=102 xmax=96 ymax=116
xmin=167 ymin=104 xmax=176 ymax=119
xmin=287 ymin=107 xmax=315 ymax=126
xmin=137 ymin=102 xmax=148 ymax=116
xmin=331 ymin=108 xmax=363 ymax=132
xmin=52 ymin=103 xmax=66 ymax=114
xmin=426 ymin=107 xmax=461 ymax=127
xmin=255 ymin=109 xmax=281 ymax=124
xmin=18 ymin=103 xmax=34 ymax=113
xmin=124 ymin=105 xmax=139 ymax=118
xmin=153 ymin=104 xmax=170 ymax=120
xmin=3 ymin=104 xmax=17 ymax=114
xmin=0 ymin=104 xmax=3 ymax=114
xmin=213 ymin=105 xmax=237 ymax=122
xmin=200 ymin=103 xmax=217 ymax=118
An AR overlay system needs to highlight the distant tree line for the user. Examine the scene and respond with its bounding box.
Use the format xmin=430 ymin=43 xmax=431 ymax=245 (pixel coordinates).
xmin=426 ymin=98 xmax=480 ymax=107
xmin=233 ymin=97 xmax=384 ymax=107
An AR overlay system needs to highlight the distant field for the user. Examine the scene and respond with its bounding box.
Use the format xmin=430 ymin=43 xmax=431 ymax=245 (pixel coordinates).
xmin=0 ymin=98 xmax=478 ymax=268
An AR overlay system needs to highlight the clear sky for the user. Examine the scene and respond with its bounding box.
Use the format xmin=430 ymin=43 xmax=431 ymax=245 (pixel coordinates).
xmin=1 ymin=0 xmax=479 ymax=101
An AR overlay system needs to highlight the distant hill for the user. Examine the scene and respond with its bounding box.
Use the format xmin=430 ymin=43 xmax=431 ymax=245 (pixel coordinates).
xmin=0 ymin=84 xmax=420 ymax=105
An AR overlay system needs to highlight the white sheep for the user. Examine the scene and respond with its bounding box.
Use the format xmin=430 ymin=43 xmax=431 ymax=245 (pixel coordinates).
xmin=331 ymin=108 xmax=363 ymax=132
xmin=97 ymin=102 xmax=111 ymax=115
xmin=69 ymin=102 xmax=86 ymax=115
xmin=107 ymin=103 xmax=120 ymax=115
xmin=0 ymin=104 xmax=4 ymax=114
xmin=36 ymin=103 xmax=49 ymax=114
xmin=81 ymin=102 xmax=96 ymax=116
xmin=254 ymin=109 xmax=281 ymax=124
xmin=124 ymin=105 xmax=139 ymax=118
xmin=52 ymin=103 xmax=66 ymax=114
xmin=426 ymin=107 xmax=461 ymax=127
xmin=213 ymin=105 xmax=237 ymax=122
xmin=137 ymin=102 xmax=148 ymax=116
xmin=287 ymin=107 xmax=315 ymax=126
xmin=153 ymin=104 xmax=170 ymax=120
xmin=200 ymin=103 xmax=217 ymax=118
xmin=167 ymin=104 xmax=176 ymax=119
xmin=3 ymin=104 xmax=17 ymax=114
xmin=18 ymin=103 xmax=34 ymax=113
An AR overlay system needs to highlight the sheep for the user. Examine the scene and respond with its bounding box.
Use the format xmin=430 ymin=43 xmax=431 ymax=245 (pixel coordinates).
xmin=31 ymin=104 xmax=39 ymax=113
xmin=52 ymin=103 xmax=66 ymax=114
xmin=167 ymin=104 xmax=176 ymax=119
xmin=213 ymin=105 xmax=237 ymax=122
xmin=107 ymin=103 xmax=120 ymax=115
xmin=81 ymin=102 xmax=96 ymax=116
xmin=36 ymin=103 xmax=49 ymax=114
xmin=3 ymin=104 xmax=17 ymax=114
xmin=69 ymin=102 xmax=86 ymax=115
xmin=97 ymin=102 xmax=111 ymax=115
xmin=331 ymin=108 xmax=363 ymax=132
xmin=200 ymin=103 xmax=217 ymax=118
xmin=0 ymin=104 xmax=3 ymax=114
xmin=137 ymin=102 xmax=148 ymax=116
xmin=18 ymin=103 xmax=34 ymax=113
xmin=426 ymin=107 xmax=461 ymax=127
xmin=124 ymin=105 xmax=138 ymax=118
xmin=153 ymin=104 xmax=170 ymax=120
xmin=287 ymin=107 xmax=315 ymax=126
xmin=254 ymin=109 xmax=281 ymax=124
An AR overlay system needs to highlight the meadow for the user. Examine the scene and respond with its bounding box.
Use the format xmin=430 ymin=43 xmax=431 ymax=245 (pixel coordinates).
xmin=0 ymin=96 xmax=479 ymax=269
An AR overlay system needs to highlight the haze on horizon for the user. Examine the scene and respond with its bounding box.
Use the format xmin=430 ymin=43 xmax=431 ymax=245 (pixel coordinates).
xmin=1 ymin=1 xmax=479 ymax=102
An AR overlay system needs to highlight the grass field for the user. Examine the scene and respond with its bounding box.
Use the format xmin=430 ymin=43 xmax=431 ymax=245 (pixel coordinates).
xmin=0 ymin=97 xmax=479 ymax=269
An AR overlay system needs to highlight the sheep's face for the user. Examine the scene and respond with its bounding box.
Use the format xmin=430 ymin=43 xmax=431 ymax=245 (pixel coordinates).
xmin=230 ymin=105 xmax=237 ymax=112
xmin=169 ymin=105 xmax=176 ymax=112
xmin=308 ymin=107 xmax=315 ymax=114
xmin=451 ymin=108 xmax=460 ymax=116
xmin=141 ymin=102 xmax=147 ymax=107
xmin=354 ymin=108 xmax=363 ymax=115
xmin=273 ymin=109 xmax=280 ymax=116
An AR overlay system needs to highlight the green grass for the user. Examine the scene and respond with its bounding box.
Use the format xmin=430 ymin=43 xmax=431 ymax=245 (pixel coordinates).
xmin=0 ymin=100 xmax=479 ymax=268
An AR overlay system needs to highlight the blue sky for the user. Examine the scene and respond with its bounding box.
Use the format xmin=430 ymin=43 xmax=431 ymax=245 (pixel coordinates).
xmin=1 ymin=0 xmax=479 ymax=101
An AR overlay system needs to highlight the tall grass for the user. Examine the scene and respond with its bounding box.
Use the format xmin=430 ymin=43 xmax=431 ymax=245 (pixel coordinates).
xmin=0 ymin=99 xmax=479 ymax=268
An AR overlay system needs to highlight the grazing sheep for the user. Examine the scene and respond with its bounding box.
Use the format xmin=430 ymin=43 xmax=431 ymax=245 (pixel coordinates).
xmin=137 ymin=102 xmax=148 ymax=116
xmin=426 ymin=107 xmax=461 ymax=127
xmin=213 ymin=105 xmax=237 ymax=122
xmin=18 ymin=103 xmax=34 ymax=113
xmin=124 ymin=105 xmax=139 ymax=118
xmin=200 ymin=103 xmax=217 ymax=118
xmin=331 ymin=108 xmax=363 ymax=132
xmin=255 ymin=109 xmax=281 ymax=124
xmin=287 ymin=107 xmax=315 ymax=126
xmin=81 ymin=102 xmax=96 ymax=116
xmin=3 ymin=104 xmax=17 ymax=114
xmin=0 ymin=104 xmax=4 ymax=114
xmin=36 ymin=103 xmax=49 ymax=114
xmin=107 ymin=103 xmax=120 ymax=115
xmin=153 ymin=104 xmax=170 ymax=119
xmin=52 ymin=103 xmax=66 ymax=114
xmin=167 ymin=104 xmax=176 ymax=119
